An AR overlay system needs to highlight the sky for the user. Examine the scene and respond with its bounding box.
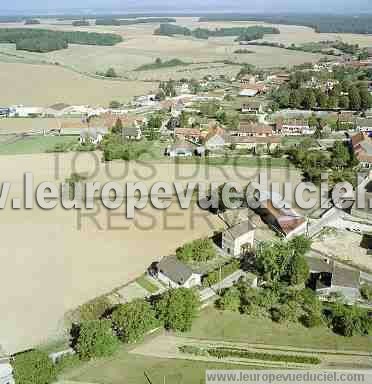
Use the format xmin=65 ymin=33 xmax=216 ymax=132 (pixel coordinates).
xmin=1 ymin=0 xmax=372 ymax=14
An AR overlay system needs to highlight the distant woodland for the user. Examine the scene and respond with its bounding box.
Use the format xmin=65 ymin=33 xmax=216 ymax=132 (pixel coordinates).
xmin=154 ymin=23 xmax=280 ymax=40
xmin=0 ymin=28 xmax=123 ymax=52
xmin=199 ymin=14 xmax=372 ymax=35
xmin=95 ymin=17 xmax=176 ymax=26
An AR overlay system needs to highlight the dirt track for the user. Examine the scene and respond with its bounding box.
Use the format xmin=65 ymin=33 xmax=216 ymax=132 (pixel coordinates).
xmin=131 ymin=334 xmax=372 ymax=369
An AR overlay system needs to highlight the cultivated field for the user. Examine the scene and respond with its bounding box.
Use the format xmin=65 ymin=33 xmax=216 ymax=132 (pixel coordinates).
xmin=0 ymin=61 xmax=156 ymax=107
xmin=0 ymin=17 xmax=349 ymax=84
xmin=2 ymin=16 xmax=371 ymax=102
xmin=0 ymin=153 xmax=302 ymax=353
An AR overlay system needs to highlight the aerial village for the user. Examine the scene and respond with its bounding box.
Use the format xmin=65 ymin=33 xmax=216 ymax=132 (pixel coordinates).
xmin=2 ymin=38 xmax=372 ymax=384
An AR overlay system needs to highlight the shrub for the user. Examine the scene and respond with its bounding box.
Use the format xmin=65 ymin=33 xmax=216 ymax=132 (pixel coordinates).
xmin=75 ymin=296 xmax=112 ymax=322
xmin=176 ymin=238 xmax=216 ymax=263
xmin=202 ymin=260 xmax=240 ymax=287
xmin=207 ymin=347 xmax=321 ymax=365
xmin=55 ymin=353 xmax=81 ymax=374
xmin=12 ymin=350 xmax=56 ymax=384
xmin=105 ymin=67 xmax=118 ymax=78
xmin=16 ymin=37 xmax=68 ymax=52
xmin=181 ymin=345 xmax=321 ymax=365
xmin=300 ymin=313 xmax=323 ymax=328
xmin=179 ymin=345 xmax=208 ymax=356
xmin=75 ymin=319 xmax=119 ymax=360
xmin=216 ymin=286 xmax=241 ymax=311
xmin=360 ymin=284 xmax=372 ymax=301
xmin=154 ymin=288 xmax=199 ymax=332
xmin=111 ymin=299 xmax=158 ymax=343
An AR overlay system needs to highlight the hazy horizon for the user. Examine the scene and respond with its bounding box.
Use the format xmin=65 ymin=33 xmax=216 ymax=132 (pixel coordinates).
xmin=1 ymin=0 xmax=372 ymax=15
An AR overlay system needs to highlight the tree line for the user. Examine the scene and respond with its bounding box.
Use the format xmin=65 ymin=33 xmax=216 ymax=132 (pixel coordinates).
xmin=244 ymin=40 xmax=364 ymax=57
xmin=271 ymin=69 xmax=372 ymax=111
xmin=11 ymin=287 xmax=199 ymax=384
xmin=154 ymin=23 xmax=279 ymax=41
xmin=199 ymin=14 xmax=372 ymax=35
xmin=0 ymin=28 xmax=123 ymax=52
xmin=95 ymin=17 xmax=176 ymax=26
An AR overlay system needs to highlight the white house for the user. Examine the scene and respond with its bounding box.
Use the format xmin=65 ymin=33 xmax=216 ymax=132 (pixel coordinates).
xmin=205 ymin=134 xmax=225 ymax=151
xmin=11 ymin=106 xmax=44 ymax=117
xmin=0 ymin=363 xmax=14 ymax=384
xmin=222 ymin=220 xmax=256 ymax=257
xmin=155 ymin=256 xmax=202 ymax=288
xmin=0 ymin=353 xmax=14 ymax=384
xmin=80 ymin=127 xmax=108 ymax=145
xmin=166 ymin=144 xmax=194 ymax=158
xmin=238 ymin=88 xmax=258 ymax=97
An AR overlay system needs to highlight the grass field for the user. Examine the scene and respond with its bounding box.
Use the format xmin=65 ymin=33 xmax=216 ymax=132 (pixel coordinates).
xmin=136 ymin=274 xmax=159 ymax=294
xmin=176 ymin=156 xmax=293 ymax=168
xmin=185 ymin=308 xmax=372 ymax=352
xmin=0 ymin=136 xmax=77 ymax=155
xmin=60 ymin=343 xmax=255 ymax=384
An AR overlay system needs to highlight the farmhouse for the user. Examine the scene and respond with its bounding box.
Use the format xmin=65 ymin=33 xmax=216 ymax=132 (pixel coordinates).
xmin=0 ymin=108 xmax=10 ymax=117
xmin=268 ymin=72 xmax=290 ymax=84
xmin=234 ymin=122 xmax=273 ymax=137
xmin=253 ymin=192 xmax=306 ymax=238
xmin=154 ymin=256 xmax=202 ymax=288
xmin=240 ymin=75 xmax=256 ymax=87
xmin=121 ymin=127 xmax=142 ymax=140
xmin=308 ymin=257 xmax=361 ymax=302
xmin=205 ymin=134 xmax=226 ymax=151
xmin=357 ymin=118 xmax=372 ymax=133
xmin=241 ymin=101 xmax=264 ymax=114
xmin=351 ymin=132 xmax=372 ymax=167
xmin=133 ymin=94 xmax=157 ymax=107
xmin=12 ymin=106 xmax=44 ymax=118
xmin=275 ymin=118 xmax=313 ymax=136
xmin=80 ymin=127 xmax=108 ymax=145
xmin=228 ymin=135 xmax=280 ymax=153
xmin=44 ymin=103 xmax=71 ymax=117
xmin=174 ymin=128 xmax=201 ymax=142
xmin=166 ymin=143 xmax=194 ymax=158
xmin=222 ymin=220 xmax=256 ymax=257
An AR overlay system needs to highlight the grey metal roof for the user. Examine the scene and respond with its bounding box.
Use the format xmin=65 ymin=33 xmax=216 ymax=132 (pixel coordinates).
xmin=122 ymin=128 xmax=138 ymax=137
xmin=158 ymin=256 xmax=193 ymax=285
xmin=332 ymin=266 xmax=360 ymax=289
xmin=307 ymin=256 xmax=333 ymax=273
xmin=225 ymin=220 xmax=255 ymax=239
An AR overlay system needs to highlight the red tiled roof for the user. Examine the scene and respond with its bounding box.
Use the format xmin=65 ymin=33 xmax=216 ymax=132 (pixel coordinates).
xmin=175 ymin=128 xmax=201 ymax=137
xmin=239 ymin=123 xmax=273 ymax=136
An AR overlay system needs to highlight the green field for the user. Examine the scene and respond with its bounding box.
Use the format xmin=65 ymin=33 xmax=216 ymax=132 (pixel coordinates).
xmin=175 ymin=156 xmax=293 ymax=168
xmin=184 ymin=308 xmax=372 ymax=352
xmin=136 ymin=274 xmax=159 ymax=294
xmin=0 ymin=136 xmax=78 ymax=155
xmin=60 ymin=344 xmax=255 ymax=384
